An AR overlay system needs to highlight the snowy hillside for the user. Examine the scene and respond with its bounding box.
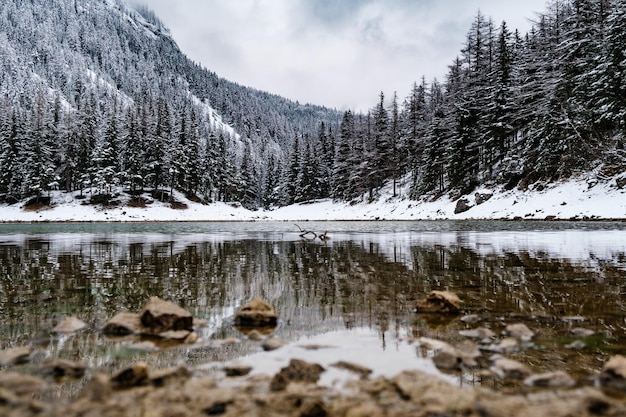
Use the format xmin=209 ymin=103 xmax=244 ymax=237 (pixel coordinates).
xmin=1 ymin=173 xmax=624 ymax=222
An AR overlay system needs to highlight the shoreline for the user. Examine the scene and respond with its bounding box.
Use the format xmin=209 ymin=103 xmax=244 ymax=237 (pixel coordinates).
xmin=2 ymin=217 xmax=626 ymax=224
xmin=1 ymin=174 xmax=624 ymax=223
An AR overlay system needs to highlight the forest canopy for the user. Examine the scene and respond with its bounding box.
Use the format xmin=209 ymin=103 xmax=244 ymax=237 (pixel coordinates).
xmin=0 ymin=0 xmax=624 ymax=209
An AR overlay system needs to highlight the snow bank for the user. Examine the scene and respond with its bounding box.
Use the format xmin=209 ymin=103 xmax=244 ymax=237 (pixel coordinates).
xmin=1 ymin=176 xmax=624 ymax=222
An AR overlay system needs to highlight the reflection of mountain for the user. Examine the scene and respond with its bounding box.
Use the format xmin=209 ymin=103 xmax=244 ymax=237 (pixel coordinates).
xmin=0 ymin=223 xmax=626 ymax=396
xmin=2 ymin=228 xmax=626 ymax=337
xmin=2 ymin=226 xmax=626 ymax=394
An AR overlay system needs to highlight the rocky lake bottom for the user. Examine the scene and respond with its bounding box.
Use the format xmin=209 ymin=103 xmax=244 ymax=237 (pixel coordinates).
xmin=2 ymin=221 xmax=626 ymax=416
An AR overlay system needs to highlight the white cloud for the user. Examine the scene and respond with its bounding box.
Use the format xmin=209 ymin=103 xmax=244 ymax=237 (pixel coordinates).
xmin=138 ymin=0 xmax=547 ymax=111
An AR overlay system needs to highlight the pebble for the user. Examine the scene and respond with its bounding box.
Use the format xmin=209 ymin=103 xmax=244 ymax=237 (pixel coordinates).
xmin=483 ymin=337 xmax=520 ymax=354
xmin=524 ymin=371 xmax=575 ymax=387
xmin=459 ymin=327 xmax=496 ymax=341
xmin=490 ymin=357 xmax=532 ymax=379
xmin=504 ymin=323 xmax=535 ymax=341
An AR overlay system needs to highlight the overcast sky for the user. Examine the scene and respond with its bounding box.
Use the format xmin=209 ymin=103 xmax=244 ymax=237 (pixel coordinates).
xmin=139 ymin=0 xmax=548 ymax=112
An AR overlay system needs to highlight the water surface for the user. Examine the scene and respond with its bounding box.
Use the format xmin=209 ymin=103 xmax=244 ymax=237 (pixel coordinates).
xmin=1 ymin=221 xmax=626 ymax=394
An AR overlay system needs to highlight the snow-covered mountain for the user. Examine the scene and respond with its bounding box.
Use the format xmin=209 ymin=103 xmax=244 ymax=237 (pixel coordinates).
xmin=0 ymin=0 xmax=340 ymax=210
xmin=0 ymin=0 xmax=624 ymax=219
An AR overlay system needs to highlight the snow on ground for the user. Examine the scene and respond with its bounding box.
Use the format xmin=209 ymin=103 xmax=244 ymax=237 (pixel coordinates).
xmin=269 ymin=175 xmax=626 ymax=221
xmin=1 ymin=175 xmax=625 ymax=222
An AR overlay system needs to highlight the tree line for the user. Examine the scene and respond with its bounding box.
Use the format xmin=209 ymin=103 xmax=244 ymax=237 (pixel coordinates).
xmin=0 ymin=0 xmax=624 ymax=210
xmin=324 ymin=0 xmax=625 ymax=203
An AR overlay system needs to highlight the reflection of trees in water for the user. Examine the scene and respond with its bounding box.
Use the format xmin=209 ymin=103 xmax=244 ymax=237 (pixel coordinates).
xmin=409 ymin=245 xmax=626 ymax=318
xmin=1 ymin=238 xmax=626 ymax=347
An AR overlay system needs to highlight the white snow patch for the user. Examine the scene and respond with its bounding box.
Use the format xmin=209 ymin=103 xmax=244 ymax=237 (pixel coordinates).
xmin=1 ymin=175 xmax=624 ymax=223
xmin=190 ymin=95 xmax=240 ymax=139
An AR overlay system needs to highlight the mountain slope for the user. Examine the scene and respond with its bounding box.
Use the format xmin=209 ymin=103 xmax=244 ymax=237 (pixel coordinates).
xmin=0 ymin=0 xmax=341 ymax=209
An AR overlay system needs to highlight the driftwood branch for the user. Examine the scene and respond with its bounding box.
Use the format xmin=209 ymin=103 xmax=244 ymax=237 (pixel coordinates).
xmin=295 ymin=224 xmax=330 ymax=241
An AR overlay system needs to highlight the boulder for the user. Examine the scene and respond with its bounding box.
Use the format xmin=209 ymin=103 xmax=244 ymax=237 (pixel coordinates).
xmin=150 ymin=366 xmax=191 ymax=387
xmin=110 ymin=362 xmax=149 ymax=389
xmin=140 ymin=297 xmax=193 ymax=334
xmin=234 ymin=297 xmax=278 ymax=327
xmin=101 ymin=312 xmax=143 ymax=335
xmin=415 ymin=291 xmax=462 ymax=314
xmin=454 ymin=198 xmax=473 ymax=214
xmin=41 ymin=358 xmax=86 ymax=379
xmin=599 ymin=355 xmax=626 ymax=390
xmin=269 ymin=359 xmax=325 ymax=391
xmin=475 ymin=192 xmax=493 ymax=205
xmin=0 ymin=371 xmax=46 ymax=395
xmin=0 ymin=346 xmax=33 ymax=366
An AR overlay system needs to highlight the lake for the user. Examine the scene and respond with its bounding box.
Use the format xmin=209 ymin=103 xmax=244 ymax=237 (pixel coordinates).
xmin=1 ymin=221 xmax=626 ymax=394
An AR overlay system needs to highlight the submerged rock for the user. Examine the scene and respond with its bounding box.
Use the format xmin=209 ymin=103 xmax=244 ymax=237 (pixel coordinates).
xmin=223 ymin=364 xmax=253 ymax=377
xmin=524 ymin=371 xmax=575 ymax=387
xmin=262 ymin=337 xmax=288 ymax=351
xmin=234 ymin=297 xmax=278 ymax=327
xmin=52 ymin=316 xmax=88 ymax=334
xmin=433 ymin=345 xmax=468 ymax=369
xmin=331 ymin=361 xmax=373 ymax=378
xmin=483 ymin=337 xmax=520 ymax=354
xmin=419 ymin=338 xmax=480 ymax=369
xmin=460 ymin=314 xmax=483 ymax=323
xmin=157 ymin=329 xmax=192 ymax=340
xmin=505 ymin=323 xmax=535 ymax=341
xmin=414 ymin=291 xmax=462 ymax=314
xmin=565 ymin=340 xmax=587 ymax=350
xmin=490 ymin=357 xmax=532 ymax=379
xmin=459 ymin=327 xmax=496 ymax=342
xmin=570 ymin=327 xmax=595 ymax=337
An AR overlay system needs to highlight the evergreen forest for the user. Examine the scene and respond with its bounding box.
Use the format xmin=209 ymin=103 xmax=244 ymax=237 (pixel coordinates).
xmin=0 ymin=0 xmax=624 ymax=210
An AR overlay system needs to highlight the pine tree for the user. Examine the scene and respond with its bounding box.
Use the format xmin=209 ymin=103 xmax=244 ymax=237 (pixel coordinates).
xmin=285 ymin=133 xmax=300 ymax=204
xmin=332 ymin=111 xmax=355 ymax=200
xmin=369 ymin=92 xmax=391 ymax=191
xmin=0 ymin=108 xmax=23 ymax=202
xmin=595 ymin=0 xmax=626 ymax=132
xmin=21 ymin=90 xmax=57 ymax=201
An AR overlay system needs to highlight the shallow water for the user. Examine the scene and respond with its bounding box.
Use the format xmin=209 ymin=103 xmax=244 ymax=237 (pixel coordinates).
xmin=1 ymin=221 xmax=626 ymax=394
